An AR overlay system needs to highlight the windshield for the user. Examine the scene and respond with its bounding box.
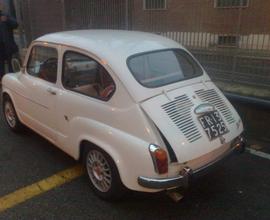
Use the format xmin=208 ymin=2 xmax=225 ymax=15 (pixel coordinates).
xmin=127 ymin=49 xmax=204 ymax=88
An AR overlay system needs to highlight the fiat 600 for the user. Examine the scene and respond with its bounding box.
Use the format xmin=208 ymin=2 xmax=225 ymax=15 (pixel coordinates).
xmin=1 ymin=30 xmax=245 ymax=200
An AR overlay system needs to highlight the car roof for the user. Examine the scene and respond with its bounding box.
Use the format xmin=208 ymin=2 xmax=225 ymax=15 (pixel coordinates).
xmin=36 ymin=30 xmax=189 ymax=102
xmin=36 ymin=30 xmax=183 ymax=59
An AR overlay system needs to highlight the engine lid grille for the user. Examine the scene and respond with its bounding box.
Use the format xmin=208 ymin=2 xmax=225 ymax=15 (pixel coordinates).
xmin=195 ymin=89 xmax=236 ymax=124
xmin=162 ymin=95 xmax=202 ymax=143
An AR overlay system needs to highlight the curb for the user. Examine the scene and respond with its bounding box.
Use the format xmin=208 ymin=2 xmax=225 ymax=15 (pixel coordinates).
xmin=225 ymin=92 xmax=270 ymax=110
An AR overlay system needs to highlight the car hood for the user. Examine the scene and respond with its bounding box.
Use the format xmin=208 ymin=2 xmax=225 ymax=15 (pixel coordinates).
xmin=140 ymin=81 xmax=243 ymax=163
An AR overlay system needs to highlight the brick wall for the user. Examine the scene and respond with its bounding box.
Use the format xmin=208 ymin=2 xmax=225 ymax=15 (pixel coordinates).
xmin=19 ymin=0 xmax=270 ymax=44
xmin=64 ymin=0 xmax=126 ymax=30
xmin=131 ymin=0 xmax=270 ymax=34
xmin=21 ymin=0 xmax=64 ymax=44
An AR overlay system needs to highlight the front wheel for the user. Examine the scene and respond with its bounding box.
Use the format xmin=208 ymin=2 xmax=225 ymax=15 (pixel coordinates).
xmin=84 ymin=146 xmax=126 ymax=200
xmin=3 ymin=97 xmax=24 ymax=132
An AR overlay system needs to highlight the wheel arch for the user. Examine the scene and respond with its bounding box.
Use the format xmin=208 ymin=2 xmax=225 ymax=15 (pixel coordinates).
xmin=2 ymin=90 xmax=12 ymax=101
xmin=1 ymin=89 xmax=21 ymax=121
xmin=78 ymin=138 xmax=125 ymax=186
xmin=67 ymin=117 xmax=160 ymax=192
xmin=79 ymin=140 xmax=100 ymax=162
xmin=75 ymin=132 xmax=159 ymax=192
xmin=78 ymin=138 xmax=121 ymax=167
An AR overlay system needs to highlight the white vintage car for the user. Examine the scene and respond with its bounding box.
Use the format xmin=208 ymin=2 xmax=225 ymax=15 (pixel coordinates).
xmin=1 ymin=30 xmax=245 ymax=200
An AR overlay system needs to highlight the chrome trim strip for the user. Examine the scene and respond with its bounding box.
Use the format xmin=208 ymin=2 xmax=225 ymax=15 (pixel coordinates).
xmin=138 ymin=135 xmax=246 ymax=189
xmin=194 ymin=103 xmax=215 ymax=115
xmin=192 ymin=147 xmax=234 ymax=176
xmin=138 ymin=171 xmax=190 ymax=189
xmin=194 ymin=135 xmax=246 ymax=176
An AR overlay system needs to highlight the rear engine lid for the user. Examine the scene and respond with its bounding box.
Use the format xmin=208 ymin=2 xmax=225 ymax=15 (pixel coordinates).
xmin=141 ymin=82 xmax=242 ymax=163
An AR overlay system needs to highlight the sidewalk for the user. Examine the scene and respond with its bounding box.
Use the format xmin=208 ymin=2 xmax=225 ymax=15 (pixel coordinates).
xmin=211 ymin=80 xmax=270 ymax=147
xmin=216 ymin=81 xmax=270 ymax=100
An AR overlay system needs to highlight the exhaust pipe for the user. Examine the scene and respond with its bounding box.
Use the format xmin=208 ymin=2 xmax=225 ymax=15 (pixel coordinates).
xmin=166 ymin=190 xmax=184 ymax=202
xmin=232 ymin=135 xmax=246 ymax=154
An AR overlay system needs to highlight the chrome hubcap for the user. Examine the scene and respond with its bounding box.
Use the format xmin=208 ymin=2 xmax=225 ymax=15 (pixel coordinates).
xmin=4 ymin=102 xmax=16 ymax=128
xmin=86 ymin=150 xmax=112 ymax=192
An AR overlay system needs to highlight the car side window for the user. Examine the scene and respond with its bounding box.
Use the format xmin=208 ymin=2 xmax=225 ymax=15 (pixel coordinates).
xmin=62 ymin=51 xmax=116 ymax=101
xmin=26 ymin=46 xmax=58 ymax=83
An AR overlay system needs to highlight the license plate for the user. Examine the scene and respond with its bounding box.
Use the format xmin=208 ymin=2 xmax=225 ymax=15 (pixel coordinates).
xmin=198 ymin=110 xmax=228 ymax=140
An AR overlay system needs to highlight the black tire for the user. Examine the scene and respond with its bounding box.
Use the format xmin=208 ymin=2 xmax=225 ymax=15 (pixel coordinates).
xmin=84 ymin=145 xmax=126 ymax=201
xmin=2 ymin=96 xmax=24 ymax=132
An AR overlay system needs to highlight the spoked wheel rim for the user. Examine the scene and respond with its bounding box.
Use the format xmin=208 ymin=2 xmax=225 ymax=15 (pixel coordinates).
xmin=4 ymin=101 xmax=16 ymax=128
xmin=86 ymin=150 xmax=112 ymax=192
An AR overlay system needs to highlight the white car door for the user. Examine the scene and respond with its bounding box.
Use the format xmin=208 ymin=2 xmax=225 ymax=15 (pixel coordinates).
xmin=19 ymin=44 xmax=60 ymax=143
xmin=55 ymin=49 xmax=117 ymax=156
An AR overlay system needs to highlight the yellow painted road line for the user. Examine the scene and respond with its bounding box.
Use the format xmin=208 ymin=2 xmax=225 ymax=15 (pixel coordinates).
xmin=0 ymin=165 xmax=84 ymax=213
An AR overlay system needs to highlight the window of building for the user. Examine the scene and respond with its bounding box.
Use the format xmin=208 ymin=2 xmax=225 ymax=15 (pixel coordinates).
xmin=215 ymin=0 xmax=249 ymax=8
xmin=218 ymin=35 xmax=238 ymax=47
xmin=27 ymin=46 xmax=58 ymax=83
xmin=62 ymin=51 xmax=116 ymax=101
xmin=143 ymin=0 xmax=167 ymax=10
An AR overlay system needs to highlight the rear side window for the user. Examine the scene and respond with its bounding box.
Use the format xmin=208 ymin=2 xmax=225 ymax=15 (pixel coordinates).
xmin=26 ymin=46 xmax=58 ymax=83
xmin=62 ymin=51 xmax=116 ymax=101
xmin=127 ymin=49 xmax=203 ymax=88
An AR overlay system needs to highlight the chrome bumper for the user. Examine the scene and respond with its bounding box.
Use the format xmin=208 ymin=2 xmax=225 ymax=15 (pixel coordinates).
xmin=138 ymin=135 xmax=246 ymax=190
xmin=138 ymin=168 xmax=192 ymax=189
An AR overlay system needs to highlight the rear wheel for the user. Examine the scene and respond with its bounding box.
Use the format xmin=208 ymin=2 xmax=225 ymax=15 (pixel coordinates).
xmin=84 ymin=145 xmax=126 ymax=200
xmin=3 ymin=97 xmax=24 ymax=132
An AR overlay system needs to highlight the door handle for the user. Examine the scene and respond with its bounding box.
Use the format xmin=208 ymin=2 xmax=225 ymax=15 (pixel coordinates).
xmin=47 ymin=87 xmax=57 ymax=95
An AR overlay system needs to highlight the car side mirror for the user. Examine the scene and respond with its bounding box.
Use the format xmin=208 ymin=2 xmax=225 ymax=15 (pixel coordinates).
xmin=20 ymin=66 xmax=26 ymax=74
xmin=11 ymin=57 xmax=22 ymax=73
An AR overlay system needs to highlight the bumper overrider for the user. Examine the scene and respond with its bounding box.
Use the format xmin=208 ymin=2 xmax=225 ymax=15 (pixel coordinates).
xmin=138 ymin=135 xmax=246 ymax=190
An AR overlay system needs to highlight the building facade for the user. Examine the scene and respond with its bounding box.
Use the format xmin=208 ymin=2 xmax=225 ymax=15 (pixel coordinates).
xmin=15 ymin=0 xmax=270 ymax=50
xmin=132 ymin=0 xmax=270 ymax=50
xmin=15 ymin=0 xmax=270 ymax=51
xmin=13 ymin=0 xmax=270 ymax=88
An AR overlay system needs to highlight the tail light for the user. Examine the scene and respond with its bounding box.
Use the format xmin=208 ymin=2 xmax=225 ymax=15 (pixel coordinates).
xmin=149 ymin=144 xmax=168 ymax=174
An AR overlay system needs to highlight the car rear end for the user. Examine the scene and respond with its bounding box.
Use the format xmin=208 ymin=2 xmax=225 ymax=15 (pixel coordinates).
xmin=138 ymin=82 xmax=245 ymax=190
xmin=125 ymin=47 xmax=245 ymax=191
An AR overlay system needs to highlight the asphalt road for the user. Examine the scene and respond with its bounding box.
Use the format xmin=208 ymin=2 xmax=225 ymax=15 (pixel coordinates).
xmin=0 ymin=101 xmax=270 ymax=219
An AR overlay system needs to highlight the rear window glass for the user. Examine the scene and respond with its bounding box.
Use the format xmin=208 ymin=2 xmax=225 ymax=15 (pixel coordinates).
xmin=127 ymin=49 xmax=204 ymax=88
